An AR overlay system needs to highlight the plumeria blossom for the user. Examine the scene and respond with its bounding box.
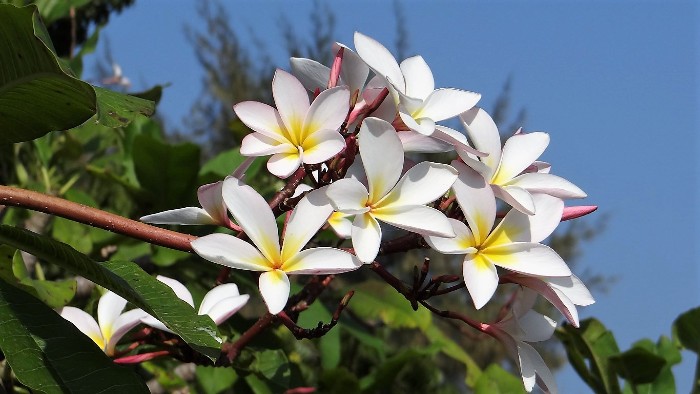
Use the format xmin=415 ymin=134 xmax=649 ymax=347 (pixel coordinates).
xmin=294 ymin=183 xmax=352 ymax=238
xmin=235 ymin=69 xmax=349 ymax=178
xmin=141 ymin=276 xmax=249 ymax=331
xmin=503 ymin=273 xmax=594 ymax=327
xmin=326 ymin=117 xmax=458 ymax=263
xmin=59 ymin=291 xmax=147 ymax=356
xmin=483 ymin=291 xmax=558 ymax=393
xmin=458 ymin=107 xmax=586 ymax=215
xmin=140 ymin=181 xmax=234 ymax=228
xmin=354 ymin=32 xmax=481 ymax=137
xmin=424 ymin=161 xmax=571 ymax=309
xmin=191 ymin=177 xmax=362 ymax=314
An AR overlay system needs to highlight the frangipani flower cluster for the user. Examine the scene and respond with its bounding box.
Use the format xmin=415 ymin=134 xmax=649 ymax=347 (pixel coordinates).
xmin=139 ymin=32 xmax=596 ymax=394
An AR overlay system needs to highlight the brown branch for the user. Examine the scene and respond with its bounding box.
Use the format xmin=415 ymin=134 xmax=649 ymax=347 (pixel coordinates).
xmin=219 ymin=312 xmax=276 ymax=364
xmin=0 ymin=185 xmax=196 ymax=252
xmin=270 ymin=167 xmax=308 ymax=216
xmin=277 ymin=290 xmax=354 ymax=340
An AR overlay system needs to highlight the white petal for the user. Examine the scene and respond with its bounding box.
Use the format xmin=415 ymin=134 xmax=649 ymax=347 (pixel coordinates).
xmin=516 ymin=310 xmax=556 ymax=342
xmin=482 ymin=243 xmax=572 ymax=277
xmin=460 ymin=107 xmax=501 ymax=176
xmin=400 ymin=56 xmax=434 ymax=100
xmin=192 ymin=233 xmax=272 ymax=271
xmin=487 ymin=194 xmax=563 ymax=244
xmin=493 ymin=132 xmax=549 ymax=185
xmin=199 ymin=283 xmax=241 ymax=315
xmin=140 ymin=315 xmax=169 ymax=333
xmin=222 ymin=177 xmax=281 ymax=262
xmin=506 ymin=172 xmax=587 ymax=199
xmin=205 ymin=294 xmax=250 ymax=325
xmin=433 ymin=125 xmax=487 ymax=157
xmin=233 ymin=101 xmax=289 ymax=144
xmin=198 ymin=182 xmax=229 ymax=226
xmin=140 ymin=207 xmax=215 ymax=225
xmin=241 ymin=133 xmax=294 ymax=156
xmin=273 ymin=69 xmax=310 ymax=137
xmin=359 ymin=117 xmax=404 ymax=202
xmin=107 ymin=308 xmax=148 ymax=355
xmin=451 ymin=161 xmax=496 ymax=245
xmin=156 ymin=276 xmax=194 ymax=307
xmin=290 ymin=57 xmax=330 ymax=92
xmin=373 ymin=205 xmax=454 ymax=237
xmin=507 ymin=275 xmax=581 ymax=327
xmin=379 ymin=162 xmax=457 ymax=208
xmin=282 ymin=247 xmax=362 ymax=274
xmin=59 ymin=307 xmax=103 ymax=349
xmin=268 ymin=151 xmax=302 ymax=178
xmin=326 ymin=178 xmax=370 ymax=214
xmin=493 ymin=185 xmax=536 ymax=215
xmin=517 ymin=342 xmax=557 ymax=393
xmin=328 ymin=212 xmax=353 ymax=238
xmin=424 ymin=218 xmax=475 ymax=254
xmin=304 ymin=86 xmax=349 ymax=139
xmin=548 ymin=274 xmax=594 ymax=306
xmin=98 ymin=291 xmax=127 ymax=334
xmin=334 ymin=43 xmax=370 ymax=95
xmin=259 ymin=270 xmax=291 ymax=315
xmin=399 ymin=111 xmax=435 ymax=136
xmin=398 ymin=130 xmax=453 ymax=153
xmin=354 ymin=32 xmax=404 ymax=92
xmin=421 ymin=89 xmax=481 ymax=122
xmin=301 ymin=129 xmax=345 ymax=164
xmin=282 ymin=187 xmax=334 ymax=260
xmin=463 ymin=254 xmax=499 ymax=309
xmin=352 ymin=213 xmax=382 ymax=263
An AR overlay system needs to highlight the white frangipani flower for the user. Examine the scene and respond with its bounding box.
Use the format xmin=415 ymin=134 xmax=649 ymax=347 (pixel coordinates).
xmin=503 ymin=273 xmax=594 ymax=328
xmin=192 ymin=177 xmax=362 ymax=314
xmin=354 ymin=32 xmax=481 ymax=137
xmin=294 ymin=183 xmax=352 ymax=239
xmin=140 ymin=181 xmax=233 ymax=227
xmin=235 ymin=69 xmax=350 ymax=178
xmin=141 ymin=275 xmax=249 ymax=331
xmin=59 ymin=291 xmax=147 ymax=356
xmin=459 ymin=107 xmax=586 ymax=215
xmin=326 ymin=117 xmax=458 ymax=263
xmin=424 ymin=161 xmax=571 ymax=309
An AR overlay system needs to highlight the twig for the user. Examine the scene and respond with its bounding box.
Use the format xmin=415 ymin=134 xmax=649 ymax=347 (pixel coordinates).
xmin=219 ymin=313 xmax=276 ymax=365
xmin=278 ymin=291 xmax=354 ymax=339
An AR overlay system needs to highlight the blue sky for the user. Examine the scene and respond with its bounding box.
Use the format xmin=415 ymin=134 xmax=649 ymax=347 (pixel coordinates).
xmin=86 ymin=1 xmax=699 ymax=392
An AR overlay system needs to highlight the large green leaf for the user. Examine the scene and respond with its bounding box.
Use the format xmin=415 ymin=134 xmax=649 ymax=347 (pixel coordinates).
xmin=610 ymin=347 xmax=666 ymax=385
xmin=0 ymin=224 xmax=221 ymax=359
xmin=474 ymin=364 xmax=526 ymax=394
xmin=0 ymin=275 xmax=149 ymax=393
xmin=0 ymin=4 xmax=95 ymax=143
xmin=34 ymin=0 xmax=92 ymax=25
xmin=93 ymin=86 xmax=155 ymax=128
xmin=423 ymin=322 xmax=482 ymax=387
xmin=621 ymin=337 xmax=680 ymax=394
xmin=350 ymin=280 xmax=431 ymax=330
xmin=675 ymin=307 xmax=700 ymax=354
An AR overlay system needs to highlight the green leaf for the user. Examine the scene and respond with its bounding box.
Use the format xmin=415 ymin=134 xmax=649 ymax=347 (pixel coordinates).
xmin=93 ymin=86 xmax=155 ymax=128
xmin=319 ymin=368 xmax=361 ymax=394
xmin=359 ymin=345 xmax=440 ymax=393
xmin=250 ymin=349 xmax=291 ymax=390
xmin=0 ymin=275 xmax=149 ymax=393
xmin=423 ymin=322 xmax=482 ymax=387
xmin=196 ymin=366 xmax=238 ymax=394
xmin=0 ymin=4 xmax=96 ymax=143
xmin=132 ymin=134 xmax=201 ymax=210
xmin=350 ymin=280 xmax=431 ymax=330
xmin=199 ymin=147 xmax=264 ymax=181
xmin=556 ymin=318 xmax=622 ymax=394
xmin=621 ymin=337 xmax=681 ymax=394
xmin=610 ymin=347 xmax=666 ymax=385
xmin=296 ymin=300 xmax=341 ymax=369
xmin=34 ymin=0 xmax=92 ymax=25
xmin=675 ymin=307 xmax=700 ymax=353
xmin=474 ymin=364 xmax=526 ymax=394
xmin=0 ymin=224 xmax=222 ymax=360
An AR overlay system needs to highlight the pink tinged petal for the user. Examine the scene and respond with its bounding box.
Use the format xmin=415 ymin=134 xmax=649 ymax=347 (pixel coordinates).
xmin=290 ymin=57 xmax=330 ymax=92
xmin=352 ymin=213 xmax=382 ymax=263
xmin=282 ymin=247 xmax=362 ymax=274
xmin=232 ymin=156 xmax=257 ymax=179
xmin=60 ymin=307 xmax=104 ymax=349
xmin=400 ymin=56 xmax=434 ymax=100
xmin=98 ymin=291 xmax=127 ymax=333
xmin=273 ymin=69 xmax=311 ymax=141
xmin=222 ymin=177 xmax=281 ymax=261
xmin=493 ymin=132 xmax=550 ymax=185
xmin=530 ymin=161 xmax=551 ymax=173
xmin=508 ymin=276 xmax=581 ymax=327
xmin=398 ymin=130 xmax=453 ymax=153
xmin=562 ymin=205 xmax=598 ymax=221
xmin=421 ymin=89 xmax=481 ymax=122
xmin=488 ymin=194 xmax=563 ymax=244
xmin=240 ymin=133 xmax=294 ymax=156
xmin=156 ymin=276 xmax=194 ymax=307
xmin=326 ymin=178 xmax=371 ymax=214
xmin=233 ymin=101 xmax=289 ymax=144
xmin=548 ymin=274 xmax=595 ymax=306
xmin=463 ymin=253 xmax=499 ymax=309
xmin=281 ymin=187 xmax=335 ymax=261
xmin=492 ymin=185 xmax=536 ymax=215
xmin=204 ymin=294 xmax=250 ymax=325
xmin=268 ymin=151 xmax=302 ymax=178
xmin=433 ymin=126 xmax=487 ymax=157
xmin=198 ymin=182 xmax=229 ymax=227
xmin=304 ymin=86 xmax=350 ymax=139
xmin=301 ymin=130 xmax=345 ymax=164
xmin=354 ymin=32 xmax=405 ymax=92
xmin=517 ymin=342 xmax=557 ymax=393
xmin=328 ymin=212 xmax=353 ymax=238
xmin=379 ymin=162 xmax=457 ymax=207
xmin=506 ymin=172 xmax=587 ymax=199
xmin=259 ymin=269 xmax=291 ymax=314
xmin=334 ymin=43 xmax=369 ymax=96
xmin=372 ymin=205 xmax=455 ymax=237
xmin=140 ymin=207 xmax=215 ymax=225
xmin=460 ymin=107 xmax=502 ymax=175
xmin=451 ymin=161 xmax=496 ymax=245
xmin=191 ymin=233 xmax=272 ymax=271
xmin=424 ymin=218 xmax=476 ymax=254
xmin=359 ymin=117 xmax=404 ymax=202
xmin=106 ymin=308 xmax=149 ymax=355
xmin=481 ymin=243 xmax=572 ymax=277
